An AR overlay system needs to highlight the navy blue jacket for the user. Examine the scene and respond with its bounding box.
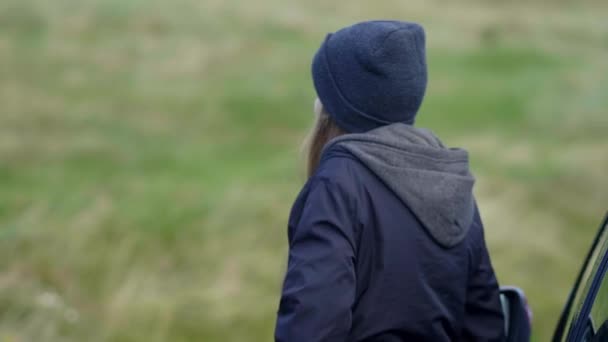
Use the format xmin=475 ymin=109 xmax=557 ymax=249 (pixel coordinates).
xmin=275 ymin=134 xmax=504 ymax=341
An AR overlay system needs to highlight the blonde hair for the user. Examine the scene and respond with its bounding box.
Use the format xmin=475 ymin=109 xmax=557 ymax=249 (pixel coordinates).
xmin=303 ymin=100 xmax=346 ymax=178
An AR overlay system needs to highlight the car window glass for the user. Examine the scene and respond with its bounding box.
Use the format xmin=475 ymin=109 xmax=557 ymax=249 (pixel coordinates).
xmin=563 ymin=219 xmax=608 ymax=341
xmin=589 ymin=240 xmax=608 ymax=333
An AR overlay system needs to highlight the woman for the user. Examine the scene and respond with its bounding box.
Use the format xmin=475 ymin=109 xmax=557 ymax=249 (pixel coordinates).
xmin=275 ymin=20 xmax=505 ymax=341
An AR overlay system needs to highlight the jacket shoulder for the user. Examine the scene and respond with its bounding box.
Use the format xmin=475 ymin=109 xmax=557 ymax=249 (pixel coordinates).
xmin=315 ymin=148 xmax=363 ymax=190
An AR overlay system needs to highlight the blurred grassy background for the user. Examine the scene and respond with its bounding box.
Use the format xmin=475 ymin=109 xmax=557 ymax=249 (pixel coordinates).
xmin=0 ymin=0 xmax=607 ymax=341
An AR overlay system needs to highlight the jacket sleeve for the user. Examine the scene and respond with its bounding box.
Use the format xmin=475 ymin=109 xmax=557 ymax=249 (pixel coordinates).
xmin=275 ymin=178 xmax=357 ymax=342
xmin=462 ymin=222 xmax=505 ymax=341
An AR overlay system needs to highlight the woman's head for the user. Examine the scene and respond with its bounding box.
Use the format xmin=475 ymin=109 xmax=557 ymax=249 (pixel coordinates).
xmin=304 ymin=99 xmax=346 ymax=177
xmin=311 ymin=20 xmax=427 ymax=133
xmin=305 ymin=20 xmax=427 ymax=176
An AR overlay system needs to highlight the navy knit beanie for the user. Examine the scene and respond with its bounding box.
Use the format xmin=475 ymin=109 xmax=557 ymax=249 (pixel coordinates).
xmin=312 ymin=20 xmax=427 ymax=133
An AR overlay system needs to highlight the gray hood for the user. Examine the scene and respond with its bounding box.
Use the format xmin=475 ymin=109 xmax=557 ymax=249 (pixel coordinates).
xmin=324 ymin=123 xmax=475 ymax=248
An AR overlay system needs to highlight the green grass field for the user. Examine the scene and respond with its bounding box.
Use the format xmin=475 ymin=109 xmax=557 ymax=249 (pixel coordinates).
xmin=1 ymin=0 xmax=607 ymax=341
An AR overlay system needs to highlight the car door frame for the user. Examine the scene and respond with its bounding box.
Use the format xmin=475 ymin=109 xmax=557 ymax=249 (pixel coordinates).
xmin=553 ymin=212 xmax=608 ymax=341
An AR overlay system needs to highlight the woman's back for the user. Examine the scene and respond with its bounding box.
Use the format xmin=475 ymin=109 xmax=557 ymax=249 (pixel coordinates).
xmin=276 ymin=124 xmax=504 ymax=341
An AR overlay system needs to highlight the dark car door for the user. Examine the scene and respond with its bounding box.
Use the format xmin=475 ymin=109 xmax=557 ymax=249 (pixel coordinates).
xmin=554 ymin=212 xmax=608 ymax=341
